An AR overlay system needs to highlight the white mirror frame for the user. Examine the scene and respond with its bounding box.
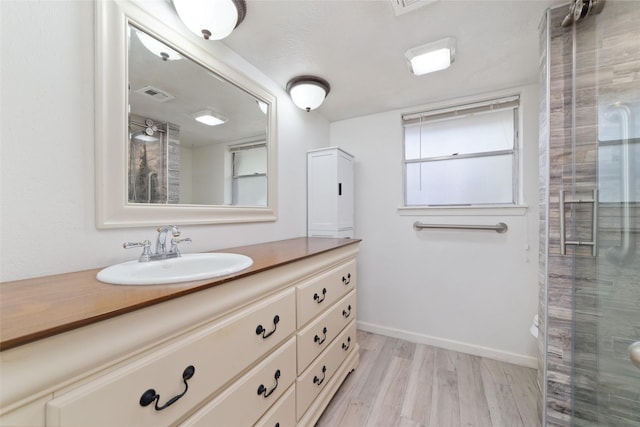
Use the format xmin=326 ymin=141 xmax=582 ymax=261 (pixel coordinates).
xmin=95 ymin=0 xmax=277 ymax=228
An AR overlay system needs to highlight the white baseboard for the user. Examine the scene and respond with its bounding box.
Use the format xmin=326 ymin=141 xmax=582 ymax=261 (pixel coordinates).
xmin=356 ymin=320 xmax=538 ymax=369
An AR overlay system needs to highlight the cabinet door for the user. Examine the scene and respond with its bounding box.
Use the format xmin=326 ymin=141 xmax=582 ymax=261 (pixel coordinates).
xmin=336 ymin=150 xmax=354 ymax=231
xmin=308 ymin=150 xmax=338 ymax=233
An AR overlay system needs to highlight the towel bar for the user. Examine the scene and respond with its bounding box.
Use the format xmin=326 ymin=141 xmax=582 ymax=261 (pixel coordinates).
xmin=413 ymin=222 xmax=508 ymax=233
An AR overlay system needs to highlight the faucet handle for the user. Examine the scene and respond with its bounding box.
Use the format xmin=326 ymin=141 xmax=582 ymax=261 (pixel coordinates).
xmin=123 ymin=240 xmax=152 ymax=262
xmin=169 ymin=237 xmax=192 ymax=256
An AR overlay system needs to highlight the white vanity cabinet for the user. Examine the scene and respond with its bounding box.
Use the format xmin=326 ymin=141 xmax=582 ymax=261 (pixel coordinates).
xmin=0 ymin=240 xmax=359 ymax=427
xmin=307 ymin=147 xmax=355 ymax=238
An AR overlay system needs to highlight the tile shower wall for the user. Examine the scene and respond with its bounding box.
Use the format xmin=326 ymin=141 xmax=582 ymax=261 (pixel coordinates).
xmin=541 ymin=4 xmax=640 ymax=426
xmin=128 ymin=114 xmax=180 ymax=204
xmin=537 ymin=9 xmax=549 ymax=426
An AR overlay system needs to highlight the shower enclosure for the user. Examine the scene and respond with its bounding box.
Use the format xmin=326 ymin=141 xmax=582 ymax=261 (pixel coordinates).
xmin=540 ymin=1 xmax=640 ymax=426
xmin=128 ymin=115 xmax=180 ymax=204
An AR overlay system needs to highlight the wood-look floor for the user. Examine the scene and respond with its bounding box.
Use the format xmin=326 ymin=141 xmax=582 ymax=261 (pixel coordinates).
xmin=316 ymin=330 xmax=540 ymax=427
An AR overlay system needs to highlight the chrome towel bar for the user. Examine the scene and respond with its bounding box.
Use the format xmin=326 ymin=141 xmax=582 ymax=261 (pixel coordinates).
xmin=413 ymin=222 xmax=508 ymax=233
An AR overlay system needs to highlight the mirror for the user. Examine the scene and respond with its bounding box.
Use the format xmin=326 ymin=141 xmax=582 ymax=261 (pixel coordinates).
xmin=96 ymin=0 xmax=277 ymax=228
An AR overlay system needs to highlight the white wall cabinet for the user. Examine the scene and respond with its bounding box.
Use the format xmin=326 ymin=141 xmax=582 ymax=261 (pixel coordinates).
xmin=308 ymin=147 xmax=355 ymax=238
xmin=0 ymin=243 xmax=359 ymax=427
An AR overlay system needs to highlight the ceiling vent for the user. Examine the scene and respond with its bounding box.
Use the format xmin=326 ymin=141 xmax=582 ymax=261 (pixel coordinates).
xmin=391 ymin=0 xmax=438 ymax=16
xmin=134 ymin=85 xmax=175 ymax=103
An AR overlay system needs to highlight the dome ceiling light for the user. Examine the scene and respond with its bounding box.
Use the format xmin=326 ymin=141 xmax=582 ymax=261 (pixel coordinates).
xmin=134 ymin=28 xmax=181 ymax=61
xmin=286 ymin=76 xmax=331 ymax=112
xmin=172 ymin=0 xmax=247 ymax=41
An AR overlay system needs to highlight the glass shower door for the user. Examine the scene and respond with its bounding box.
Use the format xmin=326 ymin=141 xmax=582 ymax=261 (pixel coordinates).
xmin=571 ymin=2 xmax=640 ymax=425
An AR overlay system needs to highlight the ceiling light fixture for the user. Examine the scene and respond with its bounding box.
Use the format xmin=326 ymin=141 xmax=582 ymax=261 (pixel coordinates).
xmin=192 ymin=110 xmax=227 ymax=126
xmin=172 ymin=0 xmax=247 ymax=41
xmin=134 ymin=28 xmax=181 ymax=61
xmin=286 ymin=76 xmax=331 ymax=112
xmin=405 ymin=37 xmax=456 ymax=76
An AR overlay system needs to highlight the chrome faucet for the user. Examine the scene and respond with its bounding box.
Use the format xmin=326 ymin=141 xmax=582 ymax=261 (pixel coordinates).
xmin=155 ymin=225 xmax=180 ymax=255
xmin=123 ymin=226 xmax=191 ymax=262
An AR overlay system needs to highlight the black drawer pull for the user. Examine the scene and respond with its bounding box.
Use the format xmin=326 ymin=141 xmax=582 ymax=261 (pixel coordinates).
xmin=314 ymin=326 xmax=328 ymax=345
xmin=313 ymin=288 xmax=327 ymax=304
xmin=342 ymin=304 xmax=352 ymax=318
xmin=139 ymin=365 xmax=194 ymax=411
xmin=257 ymin=369 xmax=281 ymax=398
xmin=256 ymin=315 xmax=280 ymax=339
xmin=342 ymin=336 xmax=351 ymax=351
xmin=342 ymin=273 xmax=351 ymax=285
xmin=313 ymin=365 xmax=327 ymax=386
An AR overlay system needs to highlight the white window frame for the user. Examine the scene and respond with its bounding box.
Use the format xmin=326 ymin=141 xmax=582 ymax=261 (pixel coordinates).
xmin=229 ymin=142 xmax=267 ymax=206
xmin=400 ymin=94 xmax=526 ymax=216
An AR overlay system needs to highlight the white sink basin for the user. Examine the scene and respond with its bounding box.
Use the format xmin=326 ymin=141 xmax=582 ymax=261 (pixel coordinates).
xmin=97 ymin=253 xmax=253 ymax=285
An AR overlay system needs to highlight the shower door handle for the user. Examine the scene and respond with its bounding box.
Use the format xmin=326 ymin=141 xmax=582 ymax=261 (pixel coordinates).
xmin=605 ymin=104 xmax=635 ymax=265
xmin=629 ymin=342 xmax=640 ymax=369
xmin=559 ymin=189 xmax=598 ymax=256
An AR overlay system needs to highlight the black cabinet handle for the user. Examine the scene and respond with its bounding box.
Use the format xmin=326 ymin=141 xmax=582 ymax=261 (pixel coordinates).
xmin=256 ymin=315 xmax=280 ymax=339
xmin=338 ymin=183 xmax=342 ymax=196
xmin=139 ymin=365 xmax=194 ymax=411
xmin=342 ymin=273 xmax=351 ymax=285
xmin=313 ymin=288 xmax=327 ymax=304
xmin=314 ymin=326 xmax=328 ymax=345
xmin=342 ymin=336 xmax=351 ymax=351
xmin=342 ymin=304 xmax=352 ymax=318
xmin=257 ymin=369 xmax=281 ymax=398
xmin=313 ymin=365 xmax=327 ymax=386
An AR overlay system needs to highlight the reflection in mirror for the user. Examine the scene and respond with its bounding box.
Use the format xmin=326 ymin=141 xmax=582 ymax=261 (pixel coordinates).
xmin=128 ymin=24 xmax=268 ymax=207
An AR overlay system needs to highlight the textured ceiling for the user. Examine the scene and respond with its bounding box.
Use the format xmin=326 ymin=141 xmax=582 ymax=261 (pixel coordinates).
xmin=223 ymin=0 xmax=566 ymax=122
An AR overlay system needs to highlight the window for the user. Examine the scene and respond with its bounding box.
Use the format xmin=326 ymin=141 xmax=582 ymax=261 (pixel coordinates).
xmin=230 ymin=143 xmax=267 ymax=206
xmin=403 ymin=95 xmax=519 ymax=206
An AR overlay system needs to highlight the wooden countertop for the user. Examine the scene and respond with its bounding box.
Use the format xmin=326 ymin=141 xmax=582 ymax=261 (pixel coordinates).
xmin=0 ymin=237 xmax=360 ymax=351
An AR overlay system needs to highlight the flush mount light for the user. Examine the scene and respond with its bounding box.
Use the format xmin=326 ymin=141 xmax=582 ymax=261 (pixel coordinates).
xmin=286 ymin=76 xmax=331 ymax=112
xmin=134 ymin=28 xmax=181 ymax=61
xmin=192 ymin=110 xmax=227 ymax=126
xmin=405 ymin=37 xmax=456 ymax=76
xmin=172 ymin=0 xmax=247 ymax=40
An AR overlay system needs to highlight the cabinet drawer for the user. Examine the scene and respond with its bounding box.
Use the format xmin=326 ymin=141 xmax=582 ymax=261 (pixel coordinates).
xmin=46 ymin=288 xmax=295 ymax=427
xmin=182 ymin=337 xmax=296 ymax=427
xmin=296 ymin=320 xmax=356 ymax=420
xmin=297 ymin=291 xmax=356 ymax=374
xmin=253 ymin=385 xmax=295 ymax=427
xmin=297 ymin=260 xmax=356 ymax=327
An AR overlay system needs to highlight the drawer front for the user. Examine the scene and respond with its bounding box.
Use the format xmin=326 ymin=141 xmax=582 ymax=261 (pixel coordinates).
xmin=46 ymin=288 xmax=295 ymax=427
xmin=253 ymin=385 xmax=295 ymax=427
xmin=296 ymin=320 xmax=356 ymax=420
xmin=182 ymin=337 xmax=296 ymax=427
xmin=296 ymin=260 xmax=356 ymax=327
xmin=297 ymin=291 xmax=356 ymax=374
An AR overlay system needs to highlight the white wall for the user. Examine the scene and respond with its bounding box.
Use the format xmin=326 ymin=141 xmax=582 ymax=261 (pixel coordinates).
xmin=330 ymin=85 xmax=540 ymax=366
xmin=191 ymin=144 xmax=226 ymax=205
xmin=0 ymin=0 xmax=329 ymax=281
